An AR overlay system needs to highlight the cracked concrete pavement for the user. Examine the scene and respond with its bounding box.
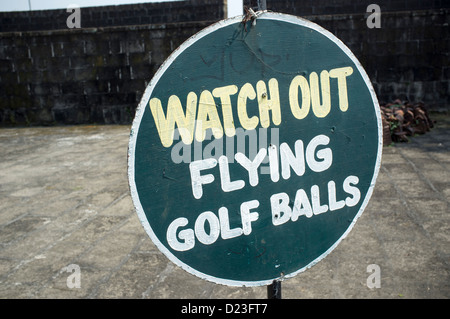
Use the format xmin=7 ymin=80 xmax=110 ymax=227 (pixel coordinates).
xmin=0 ymin=121 xmax=449 ymax=298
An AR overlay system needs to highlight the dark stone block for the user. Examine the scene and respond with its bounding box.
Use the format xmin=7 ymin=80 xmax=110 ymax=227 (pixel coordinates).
xmin=1 ymin=4 xmax=449 ymax=125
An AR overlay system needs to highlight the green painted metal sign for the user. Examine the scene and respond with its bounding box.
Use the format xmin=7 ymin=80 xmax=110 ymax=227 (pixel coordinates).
xmin=128 ymin=12 xmax=382 ymax=286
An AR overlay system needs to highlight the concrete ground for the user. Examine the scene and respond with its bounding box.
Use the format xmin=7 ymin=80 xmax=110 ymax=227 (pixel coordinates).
xmin=0 ymin=118 xmax=449 ymax=299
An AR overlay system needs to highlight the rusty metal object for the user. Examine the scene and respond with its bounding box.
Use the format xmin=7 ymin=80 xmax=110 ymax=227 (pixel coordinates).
xmin=380 ymin=100 xmax=434 ymax=145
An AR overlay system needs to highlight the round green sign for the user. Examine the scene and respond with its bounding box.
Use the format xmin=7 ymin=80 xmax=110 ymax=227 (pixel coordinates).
xmin=128 ymin=12 xmax=382 ymax=286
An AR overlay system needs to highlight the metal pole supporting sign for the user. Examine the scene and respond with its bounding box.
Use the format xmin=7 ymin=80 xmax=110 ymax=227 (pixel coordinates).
xmin=255 ymin=0 xmax=282 ymax=300
xmin=267 ymin=279 xmax=282 ymax=299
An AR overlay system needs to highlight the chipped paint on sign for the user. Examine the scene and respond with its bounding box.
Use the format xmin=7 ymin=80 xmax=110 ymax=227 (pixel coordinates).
xmin=128 ymin=12 xmax=382 ymax=287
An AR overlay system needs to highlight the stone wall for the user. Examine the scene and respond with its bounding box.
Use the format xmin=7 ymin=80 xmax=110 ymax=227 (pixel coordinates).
xmin=307 ymin=9 xmax=449 ymax=109
xmin=260 ymin=0 xmax=448 ymax=15
xmin=0 ymin=0 xmax=448 ymax=126
xmin=0 ymin=0 xmax=224 ymax=32
xmin=0 ymin=21 xmax=212 ymax=125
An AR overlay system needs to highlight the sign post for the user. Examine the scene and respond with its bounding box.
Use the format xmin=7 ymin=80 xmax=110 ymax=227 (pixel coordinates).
xmin=267 ymin=279 xmax=282 ymax=299
xmin=128 ymin=12 xmax=382 ymax=292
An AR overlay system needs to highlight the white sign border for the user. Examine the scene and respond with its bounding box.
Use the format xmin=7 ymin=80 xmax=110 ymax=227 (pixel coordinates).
xmin=128 ymin=12 xmax=383 ymax=287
